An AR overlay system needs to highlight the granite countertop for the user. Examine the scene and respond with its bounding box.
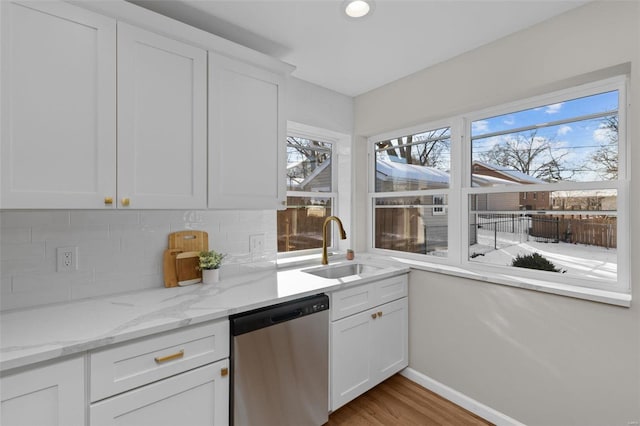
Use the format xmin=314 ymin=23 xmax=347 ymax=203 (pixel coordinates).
xmin=0 ymin=256 xmax=409 ymax=372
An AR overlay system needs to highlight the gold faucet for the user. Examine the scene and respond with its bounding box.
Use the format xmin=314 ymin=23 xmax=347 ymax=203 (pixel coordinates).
xmin=322 ymin=216 xmax=347 ymax=265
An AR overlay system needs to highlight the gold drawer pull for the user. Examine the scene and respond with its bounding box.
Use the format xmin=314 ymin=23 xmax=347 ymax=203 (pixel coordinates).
xmin=121 ymin=197 xmax=130 ymax=207
xmin=154 ymin=350 xmax=184 ymax=364
xmin=371 ymin=313 xmax=377 ymax=319
xmin=104 ymin=197 xmax=113 ymax=205
xmin=221 ymin=367 xmax=229 ymax=377
xmin=377 ymin=311 xmax=383 ymax=318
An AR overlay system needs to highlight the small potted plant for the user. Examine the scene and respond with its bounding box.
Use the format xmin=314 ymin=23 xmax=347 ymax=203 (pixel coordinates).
xmin=198 ymin=250 xmax=226 ymax=284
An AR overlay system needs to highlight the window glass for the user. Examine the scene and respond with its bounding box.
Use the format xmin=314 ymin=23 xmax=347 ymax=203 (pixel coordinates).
xmin=472 ymin=91 xmax=619 ymax=183
xmin=278 ymin=196 xmax=332 ymax=252
xmin=279 ymin=135 xmax=335 ymax=254
xmin=468 ymin=190 xmax=617 ymax=281
xmin=286 ymin=137 xmax=332 ymax=192
xmin=375 ymin=127 xmax=451 ymax=191
xmin=374 ymin=195 xmax=448 ymax=256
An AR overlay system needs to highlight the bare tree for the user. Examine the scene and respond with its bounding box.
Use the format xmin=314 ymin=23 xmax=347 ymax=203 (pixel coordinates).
xmin=479 ymin=130 xmax=570 ymax=182
xmin=377 ymin=128 xmax=450 ymax=168
xmin=286 ymin=136 xmax=330 ymax=182
xmin=589 ymin=115 xmax=618 ymax=180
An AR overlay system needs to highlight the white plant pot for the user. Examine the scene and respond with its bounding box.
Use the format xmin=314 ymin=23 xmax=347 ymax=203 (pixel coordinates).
xmin=202 ymin=268 xmax=220 ymax=285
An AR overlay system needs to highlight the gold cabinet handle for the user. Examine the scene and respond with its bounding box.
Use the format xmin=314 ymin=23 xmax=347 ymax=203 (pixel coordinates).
xmin=121 ymin=197 xmax=130 ymax=207
xmin=221 ymin=367 xmax=229 ymax=377
xmin=377 ymin=311 xmax=383 ymax=318
xmin=371 ymin=313 xmax=377 ymax=319
xmin=104 ymin=197 xmax=113 ymax=205
xmin=154 ymin=349 xmax=184 ymax=364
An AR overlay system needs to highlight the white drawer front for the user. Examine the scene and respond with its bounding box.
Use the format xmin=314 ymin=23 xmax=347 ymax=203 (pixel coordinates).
xmin=330 ymin=274 xmax=409 ymax=321
xmin=330 ymin=282 xmax=375 ymax=321
xmin=90 ymin=320 xmax=229 ymax=402
xmin=375 ymin=274 xmax=408 ymax=306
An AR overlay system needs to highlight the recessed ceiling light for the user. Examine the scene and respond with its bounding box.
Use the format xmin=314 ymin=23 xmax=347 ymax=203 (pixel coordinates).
xmin=344 ymin=0 xmax=373 ymax=19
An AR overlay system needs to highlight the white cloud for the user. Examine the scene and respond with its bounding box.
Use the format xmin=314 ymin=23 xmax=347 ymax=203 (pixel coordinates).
xmin=593 ymin=127 xmax=614 ymax=143
xmin=545 ymin=103 xmax=563 ymax=114
xmin=472 ymin=120 xmax=489 ymax=133
xmin=503 ymin=116 xmax=515 ymax=126
xmin=557 ymin=125 xmax=572 ymax=136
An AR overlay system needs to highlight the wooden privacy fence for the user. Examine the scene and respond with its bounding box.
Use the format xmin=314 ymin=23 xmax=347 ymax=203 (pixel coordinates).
xmin=483 ymin=214 xmax=619 ymax=249
xmin=375 ymin=207 xmax=447 ymax=254
xmin=555 ymin=216 xmax=617 ymax=248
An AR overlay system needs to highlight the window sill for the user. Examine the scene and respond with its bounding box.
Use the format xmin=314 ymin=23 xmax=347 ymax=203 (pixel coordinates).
xmin=389 ymin=256 xmax=631 ymax=308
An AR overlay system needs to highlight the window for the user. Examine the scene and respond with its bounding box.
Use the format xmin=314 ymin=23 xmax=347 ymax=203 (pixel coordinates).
xmin=278 ymin=135 xmax=335 ymax=254
xmin=432 ymin=195 xmax=446 ymax=215
xmin=369 ymin=77 xmax=628 ymax=296
xmin=371 ymin=125 xmax=451 ymax=257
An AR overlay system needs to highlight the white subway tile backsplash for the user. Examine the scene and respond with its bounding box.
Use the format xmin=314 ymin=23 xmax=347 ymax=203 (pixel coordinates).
xmin=1 ymin=287 xmax=71 ymax=311
xmin=0 ymin=211 xmax=70 ymax=228
xmin=12 ymin=270 xmax=94 ymax=294
xmin=0 ymin=209 xmax=278 ymax=311
xmin=70 ymin=210 xmax=140 ymax=226
xmin=32 ymin=225 xmax=110 ymax=242
xmin=0 ymin=227 xmax=31 ymax=244
xmin=0 ymin=242 xmax=45 ymax=261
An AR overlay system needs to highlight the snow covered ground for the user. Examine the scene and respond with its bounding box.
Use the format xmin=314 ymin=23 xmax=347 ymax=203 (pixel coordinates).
xmin=470 ymin=229 xmax=617 ymax=281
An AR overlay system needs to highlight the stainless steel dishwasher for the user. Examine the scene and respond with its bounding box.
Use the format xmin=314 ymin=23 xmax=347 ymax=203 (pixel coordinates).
xmin=230 ymin=293 xmax=329 ymax=426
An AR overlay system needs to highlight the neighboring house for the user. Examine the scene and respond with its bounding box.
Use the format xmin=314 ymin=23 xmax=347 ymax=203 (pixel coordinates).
xmin=551 ymin=189 xmax=617 ymax=211
xmin=472 ymin=161 xmax=549 ymax=210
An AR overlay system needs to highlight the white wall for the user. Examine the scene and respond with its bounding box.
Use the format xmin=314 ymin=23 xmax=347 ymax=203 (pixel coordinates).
xmin=0 ymin=74 xmax=354 ymax=312
xmin=354 ymin=2 xmax=640 ymax=425
xmin=286 ymin=76 xmax=353 ymax=136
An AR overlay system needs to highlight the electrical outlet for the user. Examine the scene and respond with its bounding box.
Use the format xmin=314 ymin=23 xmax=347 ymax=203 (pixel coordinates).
xmin=249 ymin=234 xmax=265 ymax=260
xmin=56 ymin=246 xmax=77 ymax=272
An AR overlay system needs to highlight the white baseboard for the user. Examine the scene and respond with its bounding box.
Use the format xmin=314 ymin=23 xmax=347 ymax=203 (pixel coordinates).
xmin=400 ymin=367 xmax=526 ymax=426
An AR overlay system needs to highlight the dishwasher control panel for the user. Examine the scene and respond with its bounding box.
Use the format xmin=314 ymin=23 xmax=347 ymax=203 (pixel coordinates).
xmin=230 ymin=293 xmax=329 ymax=336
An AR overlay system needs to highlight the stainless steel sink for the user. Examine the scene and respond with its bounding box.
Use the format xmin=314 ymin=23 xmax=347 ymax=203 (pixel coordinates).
xmin=302 ymin=263 xmax=380 ymax=279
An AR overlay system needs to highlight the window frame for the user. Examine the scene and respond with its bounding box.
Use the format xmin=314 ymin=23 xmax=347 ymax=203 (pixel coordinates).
xmin=278 ymin=122 xmax=351 ymax=260
xmin=368 ymin=76 xmax=630 ymax=297
xmin=368 ymin=118 xmax=458 ymax=261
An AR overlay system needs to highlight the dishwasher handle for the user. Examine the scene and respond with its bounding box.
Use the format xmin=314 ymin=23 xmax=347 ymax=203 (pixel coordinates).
xmin=271 ymin=308 xmax=302 ymax=324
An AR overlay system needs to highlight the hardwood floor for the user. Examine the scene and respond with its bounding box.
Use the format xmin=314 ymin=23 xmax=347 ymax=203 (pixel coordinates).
xmin=326 ymin=374 xmax=493 ymax=426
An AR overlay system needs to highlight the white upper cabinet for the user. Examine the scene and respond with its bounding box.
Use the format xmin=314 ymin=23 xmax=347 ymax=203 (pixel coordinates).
xmin=0 ymin=1 xmax=116 ymax=209
xmin=117 ymin=23 xmax=207 ymax=209
xmin=208 ymin=52 xmax=286 ymax=209
xmin=1 ymin=1 xmax=289 ymax=210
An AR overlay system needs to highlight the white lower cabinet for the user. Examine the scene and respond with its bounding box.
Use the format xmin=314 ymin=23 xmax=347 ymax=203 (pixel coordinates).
xmin=89 ymin=320 xmax=230 ymax=426
xmin=90 ymin=359 xmax=228 ymax=426
xmin=330 ymin=275 xmax=409 ymax=411
xmin=0 ymin=356 xmax=85 ymax=426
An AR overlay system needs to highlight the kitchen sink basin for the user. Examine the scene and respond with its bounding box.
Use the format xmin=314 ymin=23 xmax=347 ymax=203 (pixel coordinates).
xmin=302 ymin=263 xmax=381 ymax=279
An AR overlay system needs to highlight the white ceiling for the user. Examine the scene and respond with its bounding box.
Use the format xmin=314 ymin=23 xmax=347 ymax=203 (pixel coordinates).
xmin=132 ymin=0 xmax=588 ymax=97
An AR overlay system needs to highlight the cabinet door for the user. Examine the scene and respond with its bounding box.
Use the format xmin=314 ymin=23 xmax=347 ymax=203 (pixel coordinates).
xmin=330 ymin=309 xmax=374 ymax=411
xmin=0 ymin=1 xmax=116 ymax=209
xmin=1 ymin=356 xmax=85 ymax=426
xmin=117 ymin=23 xmax=207 ymax=209
xmin=371 ymin=297 xmax=409 ymax=384
xmin=90 ymin=359 xmax=229 ymax=426
xmin=208 ymin=52 xmax=286 ymax=209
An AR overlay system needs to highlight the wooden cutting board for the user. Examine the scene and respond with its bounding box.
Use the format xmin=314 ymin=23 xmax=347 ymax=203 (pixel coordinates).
xmin=162 ymin=249 xmax=182 ymax=288
xmin=164 ymin=231 xmax=209 ymax=287
xmin=175 ymin=251 xmax=201 ymax=286
xmin=169 ymin=231 xmax=208 ymax=252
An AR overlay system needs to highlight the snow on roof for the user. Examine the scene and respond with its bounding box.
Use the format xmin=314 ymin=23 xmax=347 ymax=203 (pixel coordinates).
xmin=473 ymin=161 xmax=545 ymax=184
xmin=471 ymin=174 xmax=521 ymax=187
xmin=376 ymin=160 xmax=450 ymax=185
xmin=377 ymin=160 xmax=518 ymax=187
